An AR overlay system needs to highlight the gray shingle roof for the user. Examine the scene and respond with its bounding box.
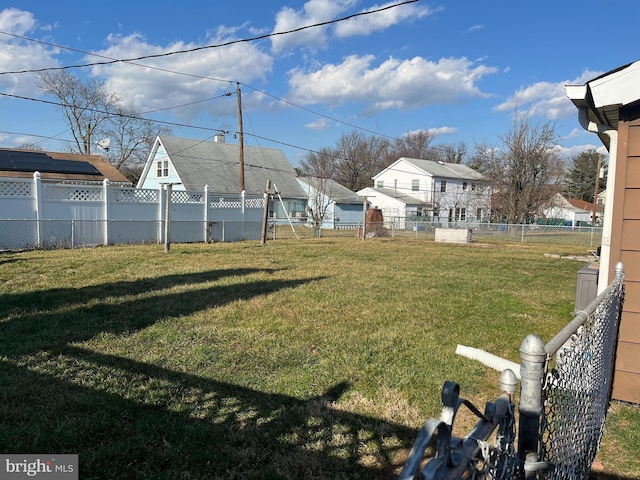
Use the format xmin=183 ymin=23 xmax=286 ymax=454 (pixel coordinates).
xmin=362 ymin=187 xmax=424 ymax=204
xmin=159 ymin=136 xmax=306 ymax=198
xmin=399 ymin=157 xmax=486 ymax=181
xmin=297 ymin=176 xmax=361 ymax=204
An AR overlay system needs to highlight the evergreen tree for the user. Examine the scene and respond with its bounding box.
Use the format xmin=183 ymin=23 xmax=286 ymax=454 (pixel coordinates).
xmin=564 ymin=149 xmax=606 ymax=202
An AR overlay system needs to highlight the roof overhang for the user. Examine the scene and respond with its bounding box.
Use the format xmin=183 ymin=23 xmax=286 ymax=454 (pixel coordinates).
xmin=565 ymin=60 xmax=640 ymax=150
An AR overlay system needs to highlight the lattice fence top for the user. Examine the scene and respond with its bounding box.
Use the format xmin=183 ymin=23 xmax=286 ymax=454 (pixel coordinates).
xmin=114 ymin=188 xmax=158 ymax=203
xmin=44 ymin=185 xmax=103 ymax=202
xmin=172 ymin=190 xmax=204 ymax=204
xmin=245 ymin=197 xmax=264 ymax=209
xmin=210 ymin=196 xmax=242 ymax=208
xmin=0 ymin=180 xmax=32 ymax=197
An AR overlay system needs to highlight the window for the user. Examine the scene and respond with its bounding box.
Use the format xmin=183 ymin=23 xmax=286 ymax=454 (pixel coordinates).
xmin=460 ymin=208 xmax=466 ymax=221
xmin=455 ymin=207 xmax=460 ymax=220
xmin=476 ymin=208 xmax=482 ymax=220
xmin=412 ymin=179 xmax=420 ymax=191
xmin=157 ymin=160 xmax=169 ymax=177
xmin=471 ymin=182 xmax=477 ymax=191
xmin=440 ymin=180 xmax=447 ymax=192
xmin=462 ymin=182 xmax=468 ymax=191
xmin=433 ymin=207 xmax=439 ymax=218
xmin=376 ymin=180 xmax=384 ymax=188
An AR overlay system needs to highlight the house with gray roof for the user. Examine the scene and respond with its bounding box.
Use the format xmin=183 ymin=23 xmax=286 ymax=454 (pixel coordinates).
xmin=358 ymin=157 xmax=491 ymax=226
xmin=296 ymin=176 xmax=364 ymax=229
xmin=137 ymin=135 xmax=308 ymax=220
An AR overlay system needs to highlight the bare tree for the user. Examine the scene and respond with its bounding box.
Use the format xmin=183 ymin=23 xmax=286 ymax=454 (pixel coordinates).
xmin=37 ymin=71 xmax=171 ymax=182
xmin=386 ymin=130 xmax=437 ymax=163
xmin=299 ymin=149 xmax=340 ymax=237
xmin=434 ymin=141 xmax=468 ymax=164
xmin=299 ymin=147 xmax=336 ymax=179
xmin=16 ymin=143 xmax=43 ymax=151
xmin=474 ymin=110 xmax=564 ymax=224
xmin=37 ymin=71 xmax=120 ymax=155
xmin=333 ymin=130 xmax=389 ymax=191
xmin=100 ymin=104 xmax=171 ymax=183
xmin=303 ymin=176 xmax=337 ymax=238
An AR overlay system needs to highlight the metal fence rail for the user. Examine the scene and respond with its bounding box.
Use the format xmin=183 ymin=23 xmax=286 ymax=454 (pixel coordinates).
xmin=537 ymin=263 xmax=625 ymax=479
xmin=400 ymin=263 xmax=625 ymax=479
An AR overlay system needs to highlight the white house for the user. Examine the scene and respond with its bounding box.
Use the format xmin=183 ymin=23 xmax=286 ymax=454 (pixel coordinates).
xmin=541 ymin=193 xmax=602 ymax=225
xmin=357 ymin=157 xmax=491 ymax=227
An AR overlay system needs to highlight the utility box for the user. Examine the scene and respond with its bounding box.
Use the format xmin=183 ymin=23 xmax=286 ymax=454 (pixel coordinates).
xmin=574 ymin=263 xmax=599 ymax=314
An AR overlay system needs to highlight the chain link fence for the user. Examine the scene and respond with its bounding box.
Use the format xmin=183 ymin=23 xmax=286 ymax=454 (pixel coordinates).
xmin=1 ymin=217 xmax=603 ymax=251
xmin=0 ymin=219 xmax=263 ymax=251
xmin=538 ymin=265 xmax=625 ymax=479
xmin=268 ymin=220 xmax=602 ymax=248
xmin=400 ymin=264 xmax=625 ymax=479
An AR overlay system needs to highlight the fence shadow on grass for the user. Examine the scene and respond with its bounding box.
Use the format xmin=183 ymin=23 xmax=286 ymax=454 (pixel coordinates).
xmin=0 ymin=267 xmax=418 ymax=478
xmin=0 ymin=267 xmax=307 ymax=357
xmin=1 ymin=347 xmax=418 ymax=479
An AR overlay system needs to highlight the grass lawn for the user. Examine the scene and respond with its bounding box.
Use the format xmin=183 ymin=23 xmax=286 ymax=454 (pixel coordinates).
xmin=0 ymin=238 xmax=637 ymax=479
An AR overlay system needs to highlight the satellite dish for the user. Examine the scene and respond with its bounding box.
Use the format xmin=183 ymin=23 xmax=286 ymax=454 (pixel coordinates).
xmin=97 ymin=138 xmax=111 ymax=151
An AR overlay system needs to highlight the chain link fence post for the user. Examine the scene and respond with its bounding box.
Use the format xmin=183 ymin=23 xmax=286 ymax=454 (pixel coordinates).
xmin=518 ymin=334 xmax=547 ymax=478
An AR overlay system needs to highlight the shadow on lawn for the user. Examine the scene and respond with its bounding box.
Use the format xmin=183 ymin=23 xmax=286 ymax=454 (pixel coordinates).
xmin=0 ymin=267 xmax=306 ymax=356
xmin=0 ymin=268 xmax=419 ymax=478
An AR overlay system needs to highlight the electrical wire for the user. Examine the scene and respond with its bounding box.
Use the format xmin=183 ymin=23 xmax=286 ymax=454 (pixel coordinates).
xmin=0 ymin=1 xmax=418 ymax=76
xmin=0 ymin=0 xmax=468 ymax=159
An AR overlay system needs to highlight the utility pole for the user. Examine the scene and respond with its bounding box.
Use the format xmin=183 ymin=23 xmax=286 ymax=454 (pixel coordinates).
xmin=592 ymin=156 xmax=602 ymax=224
xmin=237 ymin=83 xmax=245 ymax=193
xmin=85 ymin=123 xmax=91 ymax=154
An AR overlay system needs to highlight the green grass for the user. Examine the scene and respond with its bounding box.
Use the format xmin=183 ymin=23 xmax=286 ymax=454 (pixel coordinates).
xmin=0 ymin=239 xmax=637 ymax=479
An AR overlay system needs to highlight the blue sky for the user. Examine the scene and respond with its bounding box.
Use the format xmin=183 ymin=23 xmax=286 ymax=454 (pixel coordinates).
xmin=1 ymin=1 xmax=639 ymax=167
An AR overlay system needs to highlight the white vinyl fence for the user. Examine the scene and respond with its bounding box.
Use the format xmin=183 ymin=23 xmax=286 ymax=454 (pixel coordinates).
xmin=0 ymin=173 xmax=264 ymax=250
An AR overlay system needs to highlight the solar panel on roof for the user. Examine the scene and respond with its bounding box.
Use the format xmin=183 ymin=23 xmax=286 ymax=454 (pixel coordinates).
xmin=0 ymin=150 xmax=101 ymax=175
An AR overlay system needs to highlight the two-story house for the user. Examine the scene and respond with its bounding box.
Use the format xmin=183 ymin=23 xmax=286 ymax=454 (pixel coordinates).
xmin=357 ymin=157 xmax=491 ymax=226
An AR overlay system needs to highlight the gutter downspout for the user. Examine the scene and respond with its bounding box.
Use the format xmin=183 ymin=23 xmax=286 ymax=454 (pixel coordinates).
xmin=577 ymin=107 xmax=618 ymax=293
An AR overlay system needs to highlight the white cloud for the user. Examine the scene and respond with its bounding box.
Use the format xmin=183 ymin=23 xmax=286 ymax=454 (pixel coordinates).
xmin=467 ymin=24 xmax=484 ymax=32
xmin=305 ymin=118 xmax=331 ymax=130
xmin=0 ymin=9 xmax=60 ymax=96
xmin=406 ymin=127 xmax=457 ymax=138
xmin=558 ymin=143 xmax=609 ymax=160
xmin=0 ymin=8 xmax=37 ymax=35
xmin=564 ymin=127 xmax=587 ymax=140
xmin=494 ymin=70 xmax=603 ymax=119
xmin=88 ymin=32 xmax=273 ymax=119
xmin=287 ymin=55 xmax=498 ymax=115
xmin=334 ymin=2 xmax=437 ymax=38
xmin=271 ymin=0 xmax=357 ymax=53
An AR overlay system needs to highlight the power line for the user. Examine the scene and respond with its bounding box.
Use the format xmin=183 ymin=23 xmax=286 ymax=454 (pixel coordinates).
xmin=0 ymin=1 xmax=419 ymax=76
xmin=0 ymin=1 xmax=437 ymax=152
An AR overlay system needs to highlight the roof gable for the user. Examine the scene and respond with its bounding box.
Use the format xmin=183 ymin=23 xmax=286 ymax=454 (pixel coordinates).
xmin=149 ymin=136 xmax=306 ymax=198
xmin=297 ymin=177 xmax=361 ymax=203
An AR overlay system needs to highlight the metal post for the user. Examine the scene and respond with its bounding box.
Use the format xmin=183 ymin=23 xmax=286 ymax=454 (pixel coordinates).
xmin=362 ymin=196 xmax=367 ymax=240
xmin=164 ymin=183 xmax=172 ymax=253
xmin=518 ymin=334 xmax=547 ymax=478
xmin=261 ymin=180 xmax=271 ymax=246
